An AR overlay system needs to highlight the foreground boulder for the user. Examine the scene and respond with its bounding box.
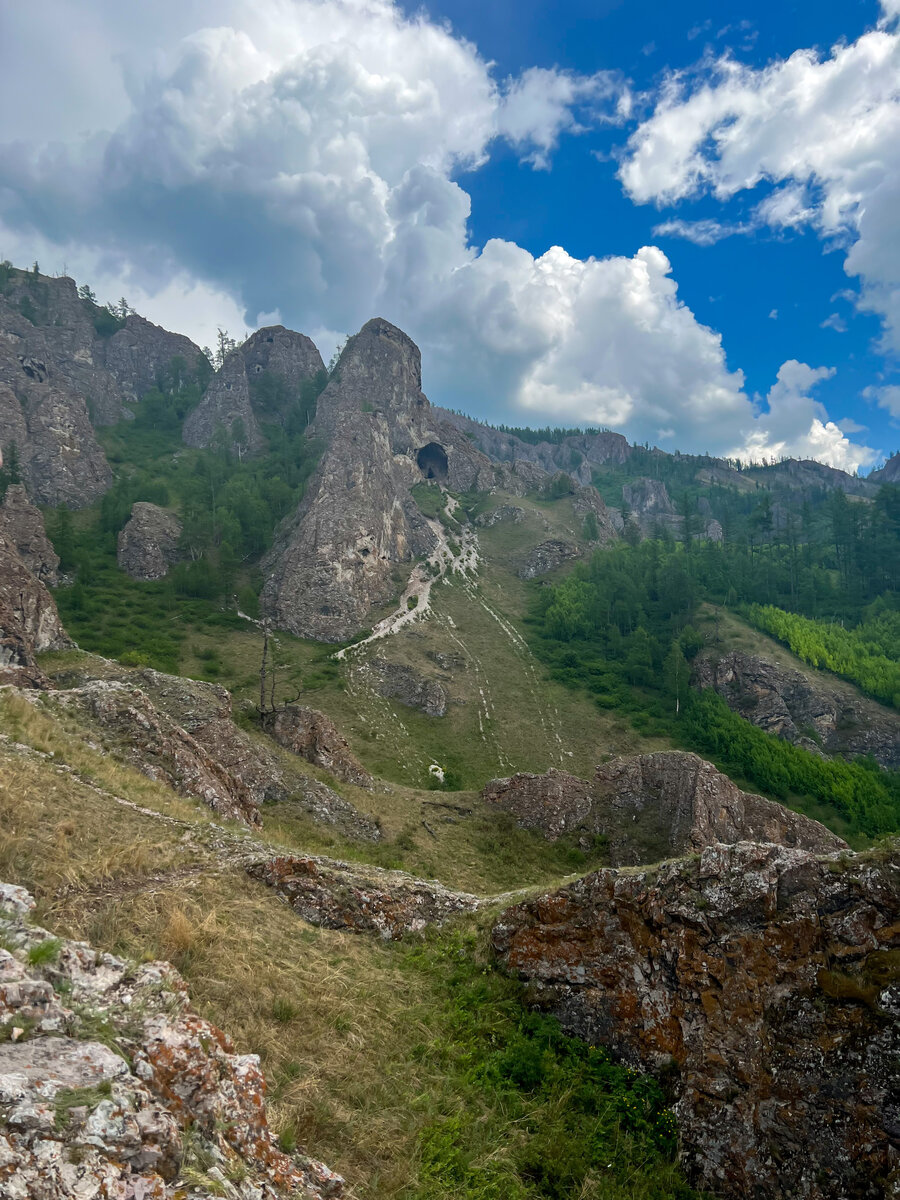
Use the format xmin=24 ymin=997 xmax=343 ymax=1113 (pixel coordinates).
xmin=483 ymin=751 xmax=847 ymax=861
xmin=492 ymin=841 xmax=900 ymax=1199
xmin=263 ymin=704 xmax=374 ymax=789
xmin=0 ymin=530 xmax=71 ymax=686
xmin=248 ymin=855 xmax=482 ymax=939
xmin=116 ymin=501 xmax=182 ymax=580
xmin=0 ymin=880 xmax=342 ymax=1199
xmin=694 ymin=649 xmax=900 ymax=771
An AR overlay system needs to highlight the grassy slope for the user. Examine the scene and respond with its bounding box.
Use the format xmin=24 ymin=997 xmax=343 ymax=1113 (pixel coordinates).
xmin=0 ymin=692 xmax=697 ymax=1200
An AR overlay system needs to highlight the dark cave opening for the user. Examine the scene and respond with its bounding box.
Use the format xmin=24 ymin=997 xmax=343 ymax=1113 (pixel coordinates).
xmin=416 ymin=442 xmax=449 ymax=482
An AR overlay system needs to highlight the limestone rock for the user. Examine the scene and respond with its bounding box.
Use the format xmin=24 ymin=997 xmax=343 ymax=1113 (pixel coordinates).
xmin=0 ymin=882 xmax=343 ymax=1199
xmin=483 ymin=769 xmax=595 ymax=840
xmin=492 ymin=841 xmax=900 ymax=1199
xmin=261 ymin=318 xmax=494 ymax=641
xmin=99 ymin=313 xmax=204 ymax=407
xmin=48 ymin=680 xmax=261 ymax=826
xmin=0 ymin=484 xmax=59 ymax=584
xmin=483 ymin=751 xmax=846 ymax=861
xmin=694 ymin=649 xmax=900 ymax=770
xmin=571 ymin=486 xmax=619 ymax=543
xmin=117 ymin=501 xmax=183 ymax=580
xmin=183 ymin=325 xmax=325 ymax=455
xmin=593 ymin=751 xmax=847 ymax=864
xmin=475 ymin=504 xmax=526 ymax=528
xmin=365 ymin=658 xmax=447 ymax=716
xmin=263 ymin=704 xmax=374 ymax=789
xmin=0 ymin=530 xmax=71 ymax=685
xmin=247 ymin=855 xmax=482 ymax=939
xmin=517 ymin=538 xmax=581 ymax=580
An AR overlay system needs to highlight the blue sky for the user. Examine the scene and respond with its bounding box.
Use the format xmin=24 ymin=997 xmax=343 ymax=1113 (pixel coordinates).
xmin=0 ymin=0 xmax=898 ymax=469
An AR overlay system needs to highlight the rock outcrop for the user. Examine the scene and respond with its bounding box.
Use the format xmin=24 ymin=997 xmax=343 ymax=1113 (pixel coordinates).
xmin=492 ymin=841 xmax=900 ymax=1199
xmin=0 ymin=484 xmax=60 ymax=584
xmin=483 ymin=751 xmax=847 ymax=861
xmin=517 ymin=538 xmax=581 ymax=580
xmin=116 ymin=501 xmax=183 ymax=580
xmin=483 ymin=769 xmax=595 ymax=840
xmin=364 ymin=658 xmax=447 ymax=717
xmin=694 ymin=649 xmax=900 ymax=771
xmin=261 ymin=318 xmax=494 ymax=641
xmin=622 ymin=477 xmax=680 ymax=538
xmin=47 ymin=681 xmax=261 ymax=826
xmin=0 ymin=530 xmax=71 ymax=686
xmin=263 ymin=704 xmax=374 ymax=789
xmin=183 ymin=325 xmax=325 ymax=455
xmin=248 ymin=855 xmax=481 ymax=939
xmin=0 ymin=880 xmax=343 ymax=1199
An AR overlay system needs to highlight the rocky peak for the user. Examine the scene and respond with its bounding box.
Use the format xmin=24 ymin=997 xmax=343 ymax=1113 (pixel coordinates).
xmin=0 ymin=484 xmax=60 ymax=585
xmin=116 ymin=501 xmax=183 ymax=580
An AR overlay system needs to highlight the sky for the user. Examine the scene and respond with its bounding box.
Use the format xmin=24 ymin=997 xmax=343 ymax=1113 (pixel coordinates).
xmin=0 ymin=0 xmax=898 ymax=471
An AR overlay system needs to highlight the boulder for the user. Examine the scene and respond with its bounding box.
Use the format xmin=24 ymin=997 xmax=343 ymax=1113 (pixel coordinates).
xmin=0 ymin=484 xmax=59 ymax=584
xmin=0 ymin=881 xmax=343 ymax=1199
xmin=694 ymin=649 xmax=900 ymax=771
xmin=492 ymin=841 xmax=900 ymax=1199
xmin=247 ymin=855 xmax=481 ymax=939
xmin=483 ymin=769 xmax=594 ymax=840
xmin=116 ymin=501 xmax=182 ymax=580
xmin=517 ymin=538 xmax=581 ymax=580
xmin=263 ymin=704 xmax=374 ymax=788
xmin=366 ymin=658 xmax=447 ymax=717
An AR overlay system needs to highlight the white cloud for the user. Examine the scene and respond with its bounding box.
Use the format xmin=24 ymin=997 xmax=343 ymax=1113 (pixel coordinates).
xmin=821 ymin=313 xmax=848 ymax=333
xmin=0 ymin=0 xmax=878 ymax=469
xmin=619 ymin=3 xmax=900 ymax=358
xmin=768 ymin=309 xmax=778 ymax=320
xmin=865 ymin=384 xmax=900 ymax=418
xmin=652 ymin=217 xmax=751 ymax=245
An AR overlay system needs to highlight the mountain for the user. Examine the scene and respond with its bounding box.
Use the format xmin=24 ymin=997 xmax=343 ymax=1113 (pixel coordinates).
xmin=1 ymin=260 xmax=899 ymax=1200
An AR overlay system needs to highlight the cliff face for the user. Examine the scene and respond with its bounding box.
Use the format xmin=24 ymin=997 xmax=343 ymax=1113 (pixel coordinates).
xmin=694 ymin=649 xmax=900 ymax=771
xmin=183 ymin=325 xmax=325 ymax=455
xmin=493 ymin=841 xmax=900 ymax=1200
xmin=261 ymin=318 xmax=494 ymax=641
xmin=0 ymin=484 xmax=60 ymax=585
xmin=0 ymin=528 xmax=71 ymax=684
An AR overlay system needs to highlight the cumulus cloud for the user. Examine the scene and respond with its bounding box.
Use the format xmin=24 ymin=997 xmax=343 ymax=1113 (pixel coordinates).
xmin=618 ymin=2 xmax=900 ymax=359
xmin=865 ymin=384 xmax=900 ymax=418
xmin=0 ymin=0 xmax=878 ymax=468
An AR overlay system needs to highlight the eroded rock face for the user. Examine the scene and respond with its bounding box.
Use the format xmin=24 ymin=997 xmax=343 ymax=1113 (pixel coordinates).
xmin=694 ymin=650 xmax=900 ymax=771
xmin=0 ymin=881 xmax=343 ymax=1199
xmin=117 ymin=501 xmax=183 ymax=580
xmin=261 ymin=318 xmax=494 ymax=641
xmin=183 ymin=325 xmax=325 ymax=455
xmin=365 ymin=658 xmax=447 ymax=717
xmin=482 ymin=752 xmax=846 ymax=862
xmin=483 ymin=769 xmax=595 ymax=840
xmin=0 ymin=530 xmax=71 ymax=685
xmin=47 ymin=681 xmax=261 ymax=826
xmin=0 ymin=484 xmax=59 ymax=584
xmin=517 ymin=538 xmax=581 ymax=580
xmin=263 ymin=704 xmax=374 ymax=789
xmin=492 ymin=841 xmax=900 ymax=1199
xmin=247 ymin=855 xmax=481 ymax=939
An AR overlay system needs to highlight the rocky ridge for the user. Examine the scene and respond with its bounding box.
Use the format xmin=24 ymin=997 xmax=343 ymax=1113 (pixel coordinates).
xmin=263 ymin=704 xmax=374 ymax=789
xmin=492 ymin=840 xmax=900 ymax=1199
xmin=0 ymin=879 xmax=342 ymax=1199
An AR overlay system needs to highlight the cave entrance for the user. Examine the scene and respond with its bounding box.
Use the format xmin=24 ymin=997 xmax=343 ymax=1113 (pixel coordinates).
xmin=416 ymin=442 xmax=449 ymax=483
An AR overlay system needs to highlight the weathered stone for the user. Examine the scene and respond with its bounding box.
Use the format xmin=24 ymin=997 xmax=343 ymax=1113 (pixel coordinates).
xmin=0 ymin=881 xmax=344 ymax=1199
xmin=475 ymin=504 xmax=526 ymax=528
xmin=593 ymin=751 xmax=847 ymax=864
xmin=0 ymin=530 xmax=71 ymax=685
xmin=492 ymin=841 xmax=900 ymax=1200
xmin=263 ymin=704 xmax=373 ymax=789
xmin=365 ymin=658 xmax=447 ymax=716
xmin=261 ymin=318 xmax=493 ymax=641
xmin=0 ymin=485 xmax=59 ymax=584
xmin=48 ymin=680 xmax=261 ymax=826
xmin=248 ymin=855 xmax=481 ymax=939
xmin=483 ymin=769 xmax=595 ymax=840
xmin=117 ymin=502 xmax=183 ymax=580
xmin=183 ymin=325 xmax=325 ymax=455
xmin=694 ymin=649 xmax=900 ymax=771
xmin=517 ymin=538 xmax=581 ymax=580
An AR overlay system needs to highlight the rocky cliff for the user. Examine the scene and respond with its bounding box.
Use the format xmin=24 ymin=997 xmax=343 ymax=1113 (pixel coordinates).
xmin=0 ymin=484 xmax=60 ymax=584
xmin=183 ymin=325 xmax=325 ymax=455
xmin=492 ymin=841 xmax=900 ymax=1199
xmin=260 ymin=318 xmax=493 ymax=641
xmin=0 ymin=529 xmax=71 ymax=685
xmin=484 ymin=750 xmax=847 ymax=861
xmin=117 ymin=501 xmax=183 ymax=580
xmin=694 ymin=649 xmax=900 ymax=770
xmin=0 ymin=880 xmax=342 ymax=1199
